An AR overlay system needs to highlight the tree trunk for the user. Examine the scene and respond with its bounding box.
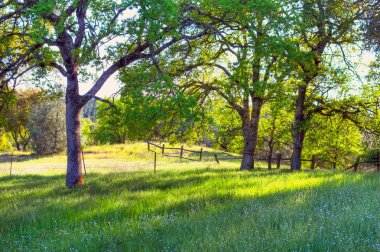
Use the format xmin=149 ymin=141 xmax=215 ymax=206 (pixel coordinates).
xmin=241 ymin=127 xmax=255 ymax=170
xmin=291 ymin=85 xmax=307 ymax=170
xmin=240 ymin=97 xmax=263 ymax=170
xmin=11 ymin=133 xmax=21 ymax=151
xmin=22 ymin=137 xmax=30 ymax=151
xmin=65 ymin=79 xmax=84 ymax=188
xmin=268 ymin=139 xmax=274 ymax=170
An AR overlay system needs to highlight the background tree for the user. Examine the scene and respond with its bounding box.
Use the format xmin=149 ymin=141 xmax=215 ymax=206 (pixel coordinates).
xmin=93 ymin=100 xmax=128 ymax=144
xmin=0 ymin=89 xmax=43 ymax=151
xmin=80 ymin=117 xmax=94 ymax=147
xmin=303 ymin=114 xmax=363 ymax=168
xmin=179 ymin=0 xmax=298 ymax=170
xmin=27 ymin=98 xmax=66 ymax=154
xmin=362 ymin=1 xmax=380 ymax=52
xmin=289 ymin=0 xmax=371 ymax=170
xmin=207 ymin=98 xmax=242 ymax=152
xmin=257 ymin=99 xmax=293 ymax=168
xmin=0 ymin=130 xmax=12 ymax=152
xmin=93 ymin=62 xmax=207 ymax=144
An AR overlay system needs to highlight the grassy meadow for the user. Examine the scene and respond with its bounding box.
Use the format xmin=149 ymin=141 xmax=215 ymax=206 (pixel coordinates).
xmin=0 ymin=143 xmax=379 ymax=251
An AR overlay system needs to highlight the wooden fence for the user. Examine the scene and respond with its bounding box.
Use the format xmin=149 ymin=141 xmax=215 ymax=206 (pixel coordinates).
xmin=213 ymin=152 xmax=380 ymax=172
xmin=212 ymin=152 xmax=313 ymax=169
xmin=147 ymin=141 xmax=203 ymax=173
xmin=0 ymin=149 xmax=88 ymax=177
xmin=147 ymin=141 xmax=380 ymax=173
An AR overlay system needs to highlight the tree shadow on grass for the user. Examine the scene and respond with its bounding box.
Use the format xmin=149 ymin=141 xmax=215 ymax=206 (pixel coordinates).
xmin=0 ymin=174 xmax=65 ymax=190
xmin=81 ymin=174 xmax=379 ymax=251
xmin=0 ymin=167 xmax=345 ymax=201
xmin=1 ymin=170 xmax=378 ymax=251
xmin=1 ymin=169 xmax=373 ymax=220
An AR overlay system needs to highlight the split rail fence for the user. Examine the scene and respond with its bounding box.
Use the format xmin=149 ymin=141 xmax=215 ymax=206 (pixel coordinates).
xmin=147 ymin=141 xmax=380 ymax=173
xmin=1 ymin=143 xmax=378 ymax=176
xmin=147 ymin=141 xmax=203 ymax=173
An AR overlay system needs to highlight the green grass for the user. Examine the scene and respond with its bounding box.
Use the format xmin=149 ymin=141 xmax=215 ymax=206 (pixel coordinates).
xmin=0 ymin=143 xmax=379 ymax=251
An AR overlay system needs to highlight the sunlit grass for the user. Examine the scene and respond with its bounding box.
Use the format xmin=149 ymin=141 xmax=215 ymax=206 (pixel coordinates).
xmin=0 ymin=143 xmax=379 ymax=251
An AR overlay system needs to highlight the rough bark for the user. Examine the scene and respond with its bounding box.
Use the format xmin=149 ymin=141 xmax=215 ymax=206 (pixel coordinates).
xmin=241 ymin=127 xmax=255 ymax=170
xmin=291 ymin=85 xmax=307 ymax=170
xmin=240 ymin=97 xmax=263 ymax=170
xmin=65 ymin=78 xmax=84 ymax=188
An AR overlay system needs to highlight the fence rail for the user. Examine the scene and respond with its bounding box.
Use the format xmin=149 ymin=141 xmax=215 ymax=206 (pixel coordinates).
xmin=2 ymin=144 xmax=379 ymax=176
xmin=146 ymin=141 xmax=380 ymax=173
xmin=147 ymin=141 xmax=204 ymax=172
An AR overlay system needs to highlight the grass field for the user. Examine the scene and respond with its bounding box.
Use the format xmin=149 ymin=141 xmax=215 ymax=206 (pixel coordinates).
xmin=0 ymin=143 xmax=379 ymax=251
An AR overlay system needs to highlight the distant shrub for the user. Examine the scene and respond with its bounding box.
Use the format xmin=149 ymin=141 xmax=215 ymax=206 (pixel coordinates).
xmin=0 ymin=132 xmax=12 ymax=152
xmin=361 ymin=148 xmax=380 ymax=162
xmin=81 ymin=118 xmax=95 ymax=147
xmin=27 ymin=99 xmax=66 ymax=154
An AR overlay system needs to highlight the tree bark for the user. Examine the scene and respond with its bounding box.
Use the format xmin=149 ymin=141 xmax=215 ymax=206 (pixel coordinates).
xmin=291 ymin=85 xmax=307 ymax=170
xmin=241 ymin=126 xmax=255 ymax=170
xmin=240 ymin=97 xmax=263 ymax=170
xmin=268 ymin=139 xmax=274 ymax=170
xmin=65 ymin=78 xmax=84 ymax=188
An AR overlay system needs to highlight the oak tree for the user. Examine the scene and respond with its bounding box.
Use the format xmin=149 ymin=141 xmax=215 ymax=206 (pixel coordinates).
xmin=0 ymin=0 xmax=209 ymax=187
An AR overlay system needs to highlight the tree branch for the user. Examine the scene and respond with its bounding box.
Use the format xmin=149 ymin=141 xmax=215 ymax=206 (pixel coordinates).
xmin=91 ymin=95 xmax=115 ymax=110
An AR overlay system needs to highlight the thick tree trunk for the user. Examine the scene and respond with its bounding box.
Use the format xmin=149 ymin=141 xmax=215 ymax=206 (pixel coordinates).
xmin=291 ymin=129 xmax=305 ymax=170
xmin=291 ymin=85 xmax=307 ymax=170
xmin=241 ymin=128 xmax=255 ymax=170
xmin=240 ymin=98 xmax=263 ymax=170
xmin=65 ymin=79 xmax=84 ymax=188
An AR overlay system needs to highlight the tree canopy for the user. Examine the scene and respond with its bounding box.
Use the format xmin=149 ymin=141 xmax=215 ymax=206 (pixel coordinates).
xmin=0 ymin=0 xmax=378 ymax=187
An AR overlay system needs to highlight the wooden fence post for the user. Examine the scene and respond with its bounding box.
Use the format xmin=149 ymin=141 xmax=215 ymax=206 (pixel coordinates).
xmin=154 ymin=152 xmax=157 ymax=173
xmin=147 ymin=141 xmax=150 ymax=151
xmin=162 ymin=144 xmax=165 ymax=155
xmin=311 ymin=155 xmax=316 ymax=170
xmin=200 ymin=148 xmax=203 ymax=161
xmin=276 ymin=152 xmax=281 ymax=169
xmin=81 ymin=148 xmax=87 ymax=175
xmin=377 ymin=151 xmax=380 ymax=172
xmin=180 ymin=145 xmax=184 ymax=158
xmin=214 ymin=153 xmax=219 ymax=164
xmin=353 ymin=157 xmax=360 ymax=172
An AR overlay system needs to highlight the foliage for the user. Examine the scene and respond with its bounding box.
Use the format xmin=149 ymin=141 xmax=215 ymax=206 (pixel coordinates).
xmin=303 ymin=115 xmax=364 ymax=168
xmin=257 ymin=101 xmax=293 ymax=157
xmin=81 ymin=118 xmax=95 ymax=147
xmin=1 ymin=0 xmax=378 ymax=179
xmin=27 ymin=99 xmax=66 ymax=154
xmin=0 ymin=89 xmax=43 ymax=151
xmin=93 ymin=64 xmax=207 ymax=144
xmin=1 ymin=0 xmax=216 ymax=187
xmin=362 ymin=1 xmax=380 ymax=52
xmin=206 ymin=98 xmax=242 ymax=153
xmin=92 ymin=100 xmax=128 ymax=144
xmin=0 ymin=131 xmax=12 ymax=152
